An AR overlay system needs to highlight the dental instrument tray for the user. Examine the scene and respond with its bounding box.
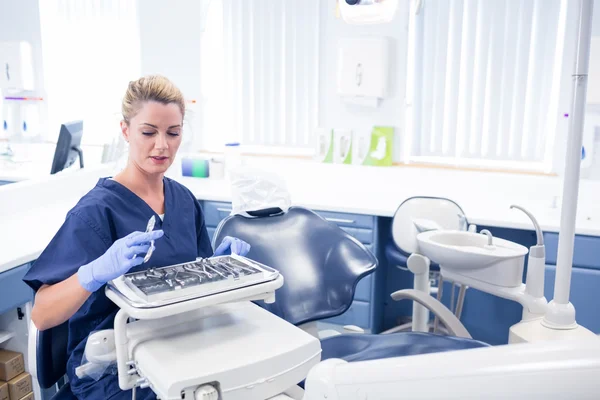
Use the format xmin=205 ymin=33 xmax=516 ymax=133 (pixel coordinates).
xmin=107 ymin=255 xmax=281 ymax=309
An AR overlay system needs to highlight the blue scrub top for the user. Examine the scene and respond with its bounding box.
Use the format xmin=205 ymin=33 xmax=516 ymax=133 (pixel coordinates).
xmin=23 ymin=177 xmax=214 ymax=399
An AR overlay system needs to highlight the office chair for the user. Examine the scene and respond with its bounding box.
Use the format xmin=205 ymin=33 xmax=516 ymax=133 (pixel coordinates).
xmin=28 ymin=321 xmax=76 ymax=400
xmin=213 ymin=206 xmax=489 ymax=364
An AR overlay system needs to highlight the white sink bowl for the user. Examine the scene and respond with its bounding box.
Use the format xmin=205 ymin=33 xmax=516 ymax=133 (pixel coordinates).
xmin=417 ymin=230 xmax=529 ymax=288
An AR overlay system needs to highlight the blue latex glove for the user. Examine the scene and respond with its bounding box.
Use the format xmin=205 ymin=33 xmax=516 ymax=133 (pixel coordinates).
xmin=214 ymin=236 xmax=251 ymax=257
xmin=78 ymin=230 xmax=164 ymax=292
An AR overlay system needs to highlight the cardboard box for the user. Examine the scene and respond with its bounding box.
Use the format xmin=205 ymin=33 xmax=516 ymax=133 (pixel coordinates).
xmin=0 ymin=349 xmax=25 ymax=381
xmin=0 ymin=381 xmax=8 ymax=400
xmin=8 ymin=373 xmax=32 ymax=400
xmin=19 ymin=392 xmax=34 ymax=400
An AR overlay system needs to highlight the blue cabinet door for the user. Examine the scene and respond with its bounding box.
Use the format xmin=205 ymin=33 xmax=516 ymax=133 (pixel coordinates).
xmin=544 ymin=265 xmax=600 ymax=333
xmin=543 ymin=233 xmax=600 ymax=333
xmin=0 ymin=263 xmax=34 ymax=315
xmin=202 ymin=201 xmax=233 ymax=228
xmin=544 ymin=233 xmax=600 ymax=270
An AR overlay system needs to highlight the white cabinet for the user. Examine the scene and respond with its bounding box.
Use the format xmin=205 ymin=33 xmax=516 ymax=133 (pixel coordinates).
xmin=0 ymin=263 xmax=44 ymax=399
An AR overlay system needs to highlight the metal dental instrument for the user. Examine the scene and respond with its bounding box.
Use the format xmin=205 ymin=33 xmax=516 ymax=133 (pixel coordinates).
xmin=143 ymin=215 xmax=156 ymax=263
xmin=145 ymin=268 xmax=163 ymax=279
xmin=188 ymin=260 xmax=214 ymax=278
xmin=230 ymin=260 xmax=257 ymax=274
xmin=198 ymin=262 xmax=213 ymax=278
xmin=182 ymin=265 xmax=209 ymax=280
xmin=115 ymin=255 xmax=273 ymax=305
xmin=133 ymin=215 xmax=157 ymax=263
xmin=205 ymin=264 xmax=227 ymax=278
xmin=214 ymin=260 xmax=240 ymax=279
xmin=171 ymin=271 xmax=188 ymax=287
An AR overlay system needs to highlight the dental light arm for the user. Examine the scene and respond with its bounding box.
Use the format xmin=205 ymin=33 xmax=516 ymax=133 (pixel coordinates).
xmin=303 ymin=338 xmax=600 ymax=400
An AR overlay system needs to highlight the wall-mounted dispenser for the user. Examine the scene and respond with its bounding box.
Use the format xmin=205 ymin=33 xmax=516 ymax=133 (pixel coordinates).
xmin=0 ymin=41 xmax=40 ymax=142
xmin=0 ymin=41 xmax=35 ymax=92
xmin=337 ymin=36 xmax=390 ymax=108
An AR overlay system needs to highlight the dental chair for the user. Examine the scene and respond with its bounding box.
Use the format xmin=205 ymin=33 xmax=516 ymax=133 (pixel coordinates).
xmin=213 ymin=206 xmax=489 ymax=365
xmin=384 ymin=196 xmax=471 ymax=334
xmin=28 ymin=321 xmax=76 ymax=400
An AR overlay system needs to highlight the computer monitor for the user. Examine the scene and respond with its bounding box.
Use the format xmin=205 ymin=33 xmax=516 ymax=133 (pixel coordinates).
xmin=50 ymin=120 xmax=84 ymax=174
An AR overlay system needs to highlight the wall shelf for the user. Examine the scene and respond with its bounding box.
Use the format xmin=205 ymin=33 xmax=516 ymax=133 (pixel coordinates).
xmin=0 ymin=329 xmax=15 ymax=345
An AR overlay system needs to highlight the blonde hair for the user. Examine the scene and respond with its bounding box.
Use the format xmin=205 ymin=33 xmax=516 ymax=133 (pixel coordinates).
xmin=122 ymin=75 xmax=185 ymax=124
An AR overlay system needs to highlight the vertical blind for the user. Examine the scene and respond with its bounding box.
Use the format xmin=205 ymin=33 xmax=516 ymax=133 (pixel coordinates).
xmin=39 ymin=0 xmax=140 ymax=145
xmin=406 ymin=0 xmax=577 ymax=170
xmin=201 ymin=0 xmax=320 ymax=152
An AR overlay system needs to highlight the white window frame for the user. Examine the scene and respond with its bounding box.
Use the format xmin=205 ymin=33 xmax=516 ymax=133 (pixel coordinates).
xmin=199 ymin=0 xmax=321 ymax=156
xmin=403 ymin=0 xmax=579 ymax=174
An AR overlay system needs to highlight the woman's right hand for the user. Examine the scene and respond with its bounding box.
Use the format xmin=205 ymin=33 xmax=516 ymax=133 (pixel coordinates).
xmin=77 ymin=230 xmax=164 ymax=292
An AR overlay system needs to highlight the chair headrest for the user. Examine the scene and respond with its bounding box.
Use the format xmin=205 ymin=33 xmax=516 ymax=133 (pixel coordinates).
xmin=245 ymin=207 xmax=285 ymax=218
xmin=391 ymin=196 xmax=467 ymax=255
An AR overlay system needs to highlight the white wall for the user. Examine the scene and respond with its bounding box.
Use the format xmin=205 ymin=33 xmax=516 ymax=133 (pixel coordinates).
xmin=137 ymin=0 xmax=203 ymax=98
xmin=593 ymin=0 xmax=600 ymax=36
xmin=136 ymin=0 xmax=207 ymax=150
xmin=132 ymin=0 xmax=600 ymax=168
xmin=3 ymin=0 xmax=600 ymax=163
xmin=318 ymin=1 xmax=410 ymax=162
xmin=0 ymin=0 xmax=46 ymax=134
xmin=0 ymin=0 xmax=44 ymax=92
xmin=134 ymin=0 xmax=411 ymax=159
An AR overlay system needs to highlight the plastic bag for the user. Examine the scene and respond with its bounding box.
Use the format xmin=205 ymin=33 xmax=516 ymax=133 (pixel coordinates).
xmin=75 ymin=329 xmax=117 ymax=381
xmin=229 ymin=166 xmax=291 ymax=217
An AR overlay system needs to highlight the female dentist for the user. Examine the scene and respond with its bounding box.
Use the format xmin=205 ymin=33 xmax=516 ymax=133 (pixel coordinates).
xmin=23 ymin=75 xmax=250 ymax=399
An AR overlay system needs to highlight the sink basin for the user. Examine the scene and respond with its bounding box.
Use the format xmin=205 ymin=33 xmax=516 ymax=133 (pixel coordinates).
xmin=417 ymin=230 xmax=529 ymax=288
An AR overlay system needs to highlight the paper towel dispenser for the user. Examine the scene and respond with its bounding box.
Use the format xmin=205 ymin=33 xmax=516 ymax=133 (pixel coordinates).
xmin=337 ymin=37 xmax=390 ymax=107
xmin=0 ymin=41 xmax=35 ymax=91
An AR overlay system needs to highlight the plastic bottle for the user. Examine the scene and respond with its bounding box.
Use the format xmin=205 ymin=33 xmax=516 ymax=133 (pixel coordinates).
xmin=224 ymin=142 xmax=242 ymax=178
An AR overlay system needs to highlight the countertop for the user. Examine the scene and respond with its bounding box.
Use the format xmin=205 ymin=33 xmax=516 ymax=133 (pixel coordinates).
xmin=1 ymin=156 xmax=598 ymax=274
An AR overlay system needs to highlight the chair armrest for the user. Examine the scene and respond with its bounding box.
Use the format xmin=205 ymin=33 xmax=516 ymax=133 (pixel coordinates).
xmin=342 ymin=325 xmax=365 ymax=334
xmin=28 ymin=320 xmax=39 ymax=382
xmin=390 ymin=289 xmax=472 ymax=339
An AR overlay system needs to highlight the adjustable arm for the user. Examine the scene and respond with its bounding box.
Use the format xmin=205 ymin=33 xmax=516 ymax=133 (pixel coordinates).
xmin=389 ymin=289 xmax=471 ymax=339
xmin=406 ymin=253 xmax=431 ymax=333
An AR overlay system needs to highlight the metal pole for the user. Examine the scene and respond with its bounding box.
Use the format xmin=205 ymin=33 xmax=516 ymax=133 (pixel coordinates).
xmin=544 ymin=0 xmax=594 ymax=328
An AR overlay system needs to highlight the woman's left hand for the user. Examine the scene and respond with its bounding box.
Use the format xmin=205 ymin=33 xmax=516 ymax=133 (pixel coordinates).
xmin=214 ymin=236 xmax=251 ymax=257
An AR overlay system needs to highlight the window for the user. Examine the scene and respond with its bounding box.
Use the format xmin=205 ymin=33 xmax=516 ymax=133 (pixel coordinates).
xmin=200 ymin=0 xmax=321 ymax=155
xmin=404 ymin=0 xmax=578 ymax=173
xmin=39 ymin=0 xmax=141 ymax=146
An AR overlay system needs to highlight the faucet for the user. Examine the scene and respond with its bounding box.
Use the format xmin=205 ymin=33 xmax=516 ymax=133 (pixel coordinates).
xmin=480 ymin=229 xmax=493 ymax=246
xmin=510 ymin=205 xmax=544 ymax=247
xmin=510 ymin=205 xmax=547 ymax=320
